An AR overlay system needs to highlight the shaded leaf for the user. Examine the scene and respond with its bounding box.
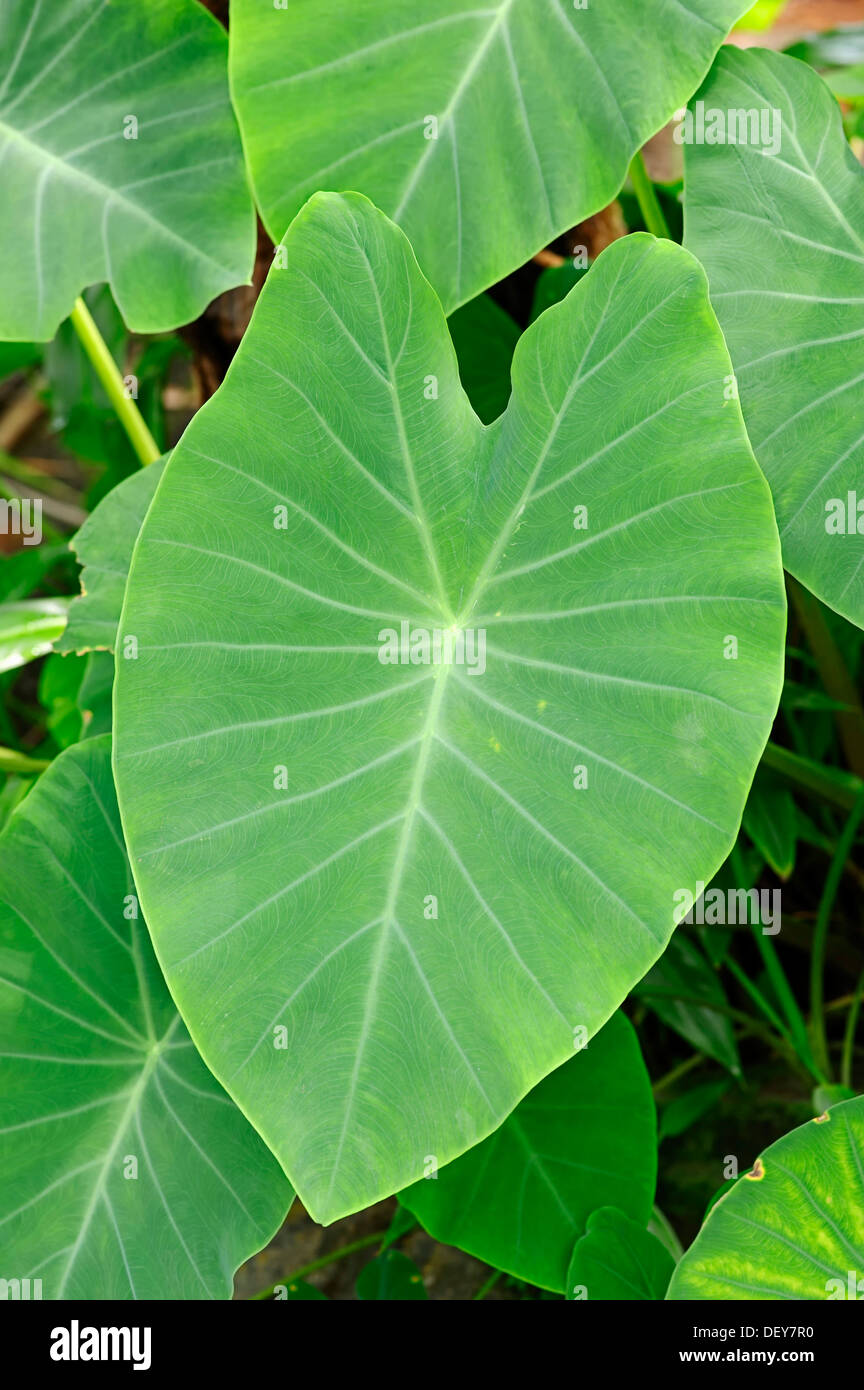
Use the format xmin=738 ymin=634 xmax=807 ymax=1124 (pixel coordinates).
xmin=356 ymin=1250 xmax=427 ymax=1301
xmin=529 ymin=262 xmax=589 ymax=324
xmin=636 ymin=932 xmax=741 ymax=1076
xmin=447 ymin=293 xmax=519 ymax=424
xmin=743 ymin=769 xmax=797 ymax=879
xmin=566 ymin=1206 xmax=675 ymax=1300
xmin=39 ymin=650 xmax=113 ymax=745
xmin=402 ymin=1012 xmax=656 ymax=1293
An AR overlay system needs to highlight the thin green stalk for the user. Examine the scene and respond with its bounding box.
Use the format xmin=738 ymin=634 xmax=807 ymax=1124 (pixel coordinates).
xmin=729 ymin=844 xmax=816 ymax=1074
xmin=652 ymin=1050 xmax=708 ymax=1096
xmin=810 ymin=789 xmax=864 ymax=1080
xmin=0 ymin=746 xmax=50 ymax=774
xmin=68 ymin=297 xmax=160 ymax=468
xmin=788 ymin=576 xmax=864 ymax=777
xmin=474 ymin=1268 xmax=503 ymax=1300
xmin=628 ymin=151 xmax=671 ymax=239
xmin=724 ymin=957 xmax=794 ymax=1051
xmin=749 ymin=926 xmax=818 ymax=1075
xmin=841 ymin=970 xmax=864 ymax=1090
xmin=251 ymin=1230 xmax=386 ymax=1299
xmin=762 ymin=741 xmax=864 ymax=811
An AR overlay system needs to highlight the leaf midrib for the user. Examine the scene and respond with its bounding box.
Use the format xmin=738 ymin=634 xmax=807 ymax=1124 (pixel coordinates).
xmin=324 ymin=661 xmax=456 ymax=1206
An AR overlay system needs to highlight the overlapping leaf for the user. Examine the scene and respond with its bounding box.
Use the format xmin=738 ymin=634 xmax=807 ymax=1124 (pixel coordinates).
xmin=59 ymin=457 xmax=166 ymax=655
xmin=0 ymin=736 xmax=292 ymax=1299
xmin=230 ymin=0 xmax=750 ymax=311
xmin=401 ymin=1012 xmax=657 ymax=1292
xmin=684 ymin=47 xmax=864 ymax=628
xmin=668 ymin=1097 xmax=864 ymax=1299
xmin=113 ymin=192 xmax=785 ymax=1224
xmin=0 ymin=0 xmax=254 ymax=339
xmin=567 ymin=1207 xmax=675 ymax=1300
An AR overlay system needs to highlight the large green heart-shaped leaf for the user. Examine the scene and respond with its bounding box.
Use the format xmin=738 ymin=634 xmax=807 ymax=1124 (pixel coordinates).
xmin=401 ymin=1011 xmax=656 ymax=1293
xmin=229 ymin=0 xmax=749 ymax=312
xmin=113 ymin=193 xmax=785 ymax=1224
xmin=0 ymin=735 xmax=292 ymax=1299
xmin=668 ymin=1097 xmax=864 ymax=1300
xmin=0 ymin=0 xmax=254 ymax=340
xmin=684 ymin=47 xmax=864 ymax=628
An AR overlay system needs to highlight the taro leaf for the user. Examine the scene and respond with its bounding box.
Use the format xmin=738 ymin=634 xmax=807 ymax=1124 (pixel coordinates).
xmin=229 ymin=0 xmax=750 ymax=312
xmin=401 ymin=1011 xmax=656 ymax=1294
xmin=668 ymin=1097 xmax=864 ymax=1300
xmin=0 ymin=0 xmax=254 ymax=341
xmin=0 ymin=597 xmax=67 ymax=672
xmin=635 ymin=932 xmax=742 ymax=1076
xmin=684 ymin=48 xmax=864 ymax=629
xmin=0 ymin=735 xmax=292 ymax=1299
xmin=743 ymin=769 xmax=796 ymax=879
xmin=447 ymin=294 xmax=519 ymax=424
xmin=566 ymin=1207 xmax=675 ymax=1301
xmin=39 ymin=650 xmax=114 ymax=745
xmin=113 ymin=193 xmax=786 ymax=1225
xmin=59 ymin=457 xmax=167 ymax=655
xmin=356 ymin=1251 xmax=427 ymax=1301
